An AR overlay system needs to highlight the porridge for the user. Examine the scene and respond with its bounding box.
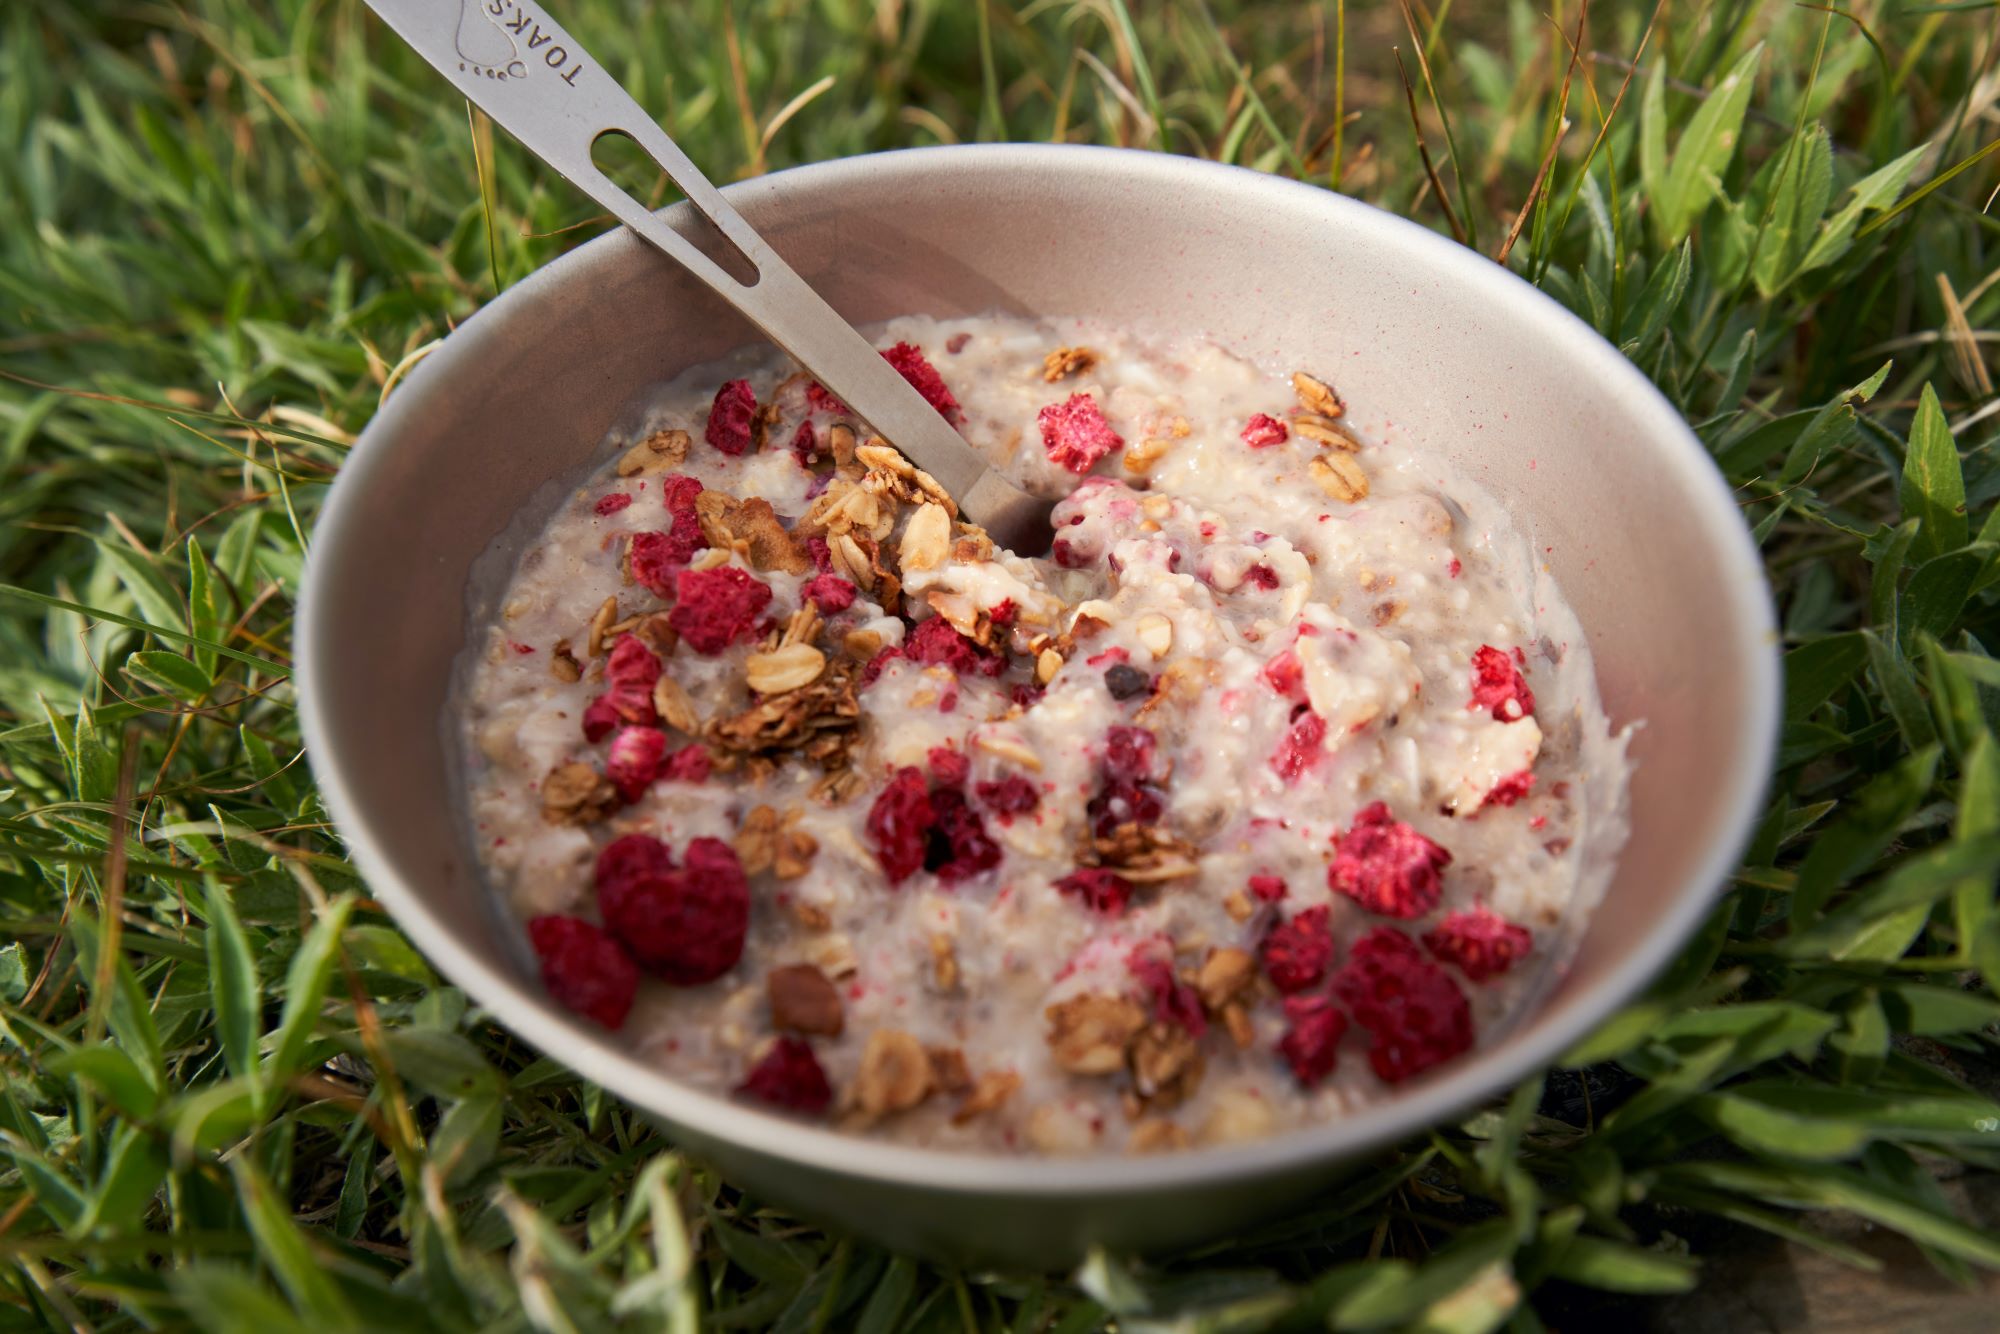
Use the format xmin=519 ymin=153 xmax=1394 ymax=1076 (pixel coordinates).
xmin=457 ymin=315 xmax=1629 ymax=1153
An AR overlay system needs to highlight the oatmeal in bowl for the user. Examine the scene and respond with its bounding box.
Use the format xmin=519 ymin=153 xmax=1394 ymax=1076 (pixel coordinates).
xmin=458 ymin=314 xmax=1630 ymax=1155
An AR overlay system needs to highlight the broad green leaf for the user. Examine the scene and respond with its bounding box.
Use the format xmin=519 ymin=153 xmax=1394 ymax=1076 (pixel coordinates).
xmin=1656 ymin=45 xmax=1764 ymax=244
xmin=1798 ymin=144 xmax=1929 ymax=274
xmin=45 ymin=1043 xmax=159 ymax=1119
xmin=1955 ymin=732 xmax=2000 ymax=975
xmin=1331 ymin=1220 xmax=1516 ymax=1327
xmin=3 ymin=1144 xmax=88 ymax=1231
xmin=433 ymin=1093 xmax=503 ymax=1189
xmin=0 ymin=942 xmax=27 ymax=1003
xmin=1900 ymin=547 xmax=1988 ymax=651
xmin=96 ymin=537 xmax=188 ymax=637
xmin=1866 ymin=629 xmax=1938 ymax=750
xmin=1789 ymin=743 xmax=1939 ymax=923
xmin=1902 ymin=384 xmax=1968 ymax=559
xmin=240 ymin=725 xmax=301 ymax=813
xmin=372 ymin=1027 xmax=505 ymax=1101
xmin=335 ymin=1134 xmax=377 ymax=1241
xmin=1878 ymin=982 xmax=2000 ymax=1036
xmin=1622 ymin=239 xmax=1691 ymax=350
xmin=1783 ymin=633 xmax=1867 ymax=719
xmin=1658 ymin=1161 xmax=2000 ymax=1268
xmin=69 ymin=913 xmax=165 ymax=1092
xmin=267 ymin=895 xmax=356 ymax=1083
xmin=68 ymin=1120 xmax=168 ymax=1237
xmin=1782 ymin=361 xmax=1891 ymax=484
xmin=123 ymin=648 xmax=213 ymax=702
xmin=231 ymin=1157 xmax=358 ymax=1323
xmin=1637 ymin=62 xmax=1667 ymax=211
xmin=202 ymin=875 xmax=261 ymax=1086
xmin=187 ymin=535 xmax=223 ymax=678
xmin=852 ymin=1256 xmax=917 ymax=1334
xmin=1830 ymin=989 xmax=1890 ymax=1086
xmin=1754 ymin=122 xmax=1834 ymax=295
xmin=1544 ymin=1236 xmax=1698 ymax=1295
xmin=168 ymin=1267 xmax=312 ymax=1333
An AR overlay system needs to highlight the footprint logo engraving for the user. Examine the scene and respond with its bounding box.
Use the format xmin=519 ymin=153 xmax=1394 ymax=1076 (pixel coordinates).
xmin=456 ymin=0 xmax=526 ymax=80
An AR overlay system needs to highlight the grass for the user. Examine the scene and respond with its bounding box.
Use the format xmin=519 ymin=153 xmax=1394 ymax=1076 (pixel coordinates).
xmin=3 ymin=0 xmax=2000 ymax=1327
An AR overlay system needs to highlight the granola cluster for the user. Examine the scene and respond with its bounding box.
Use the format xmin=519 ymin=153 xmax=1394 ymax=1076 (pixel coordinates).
xmin=464 ymin=316 xmax=1620 ymax=1153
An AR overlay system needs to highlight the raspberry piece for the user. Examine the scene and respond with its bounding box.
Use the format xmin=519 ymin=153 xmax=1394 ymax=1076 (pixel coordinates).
xmin=581 ymin=694 xmax=621 ymax=743
xmin=806 ymin=380 xmax=848 ymax=415
xmin=1102 ymin=725 xmax=1158 ymax=781
xmin=866 ymin=767 xmax=936 ymax=885
xmin=527 ymin=916 xmax=638 ymax=1029
xmin=1261 ymin=649 xmax=1306 ymax=699
xmin=1055 ymin=868 xmax=1134 ymax=915
xmin=1245 ymin=563 xmax=1280 ymax=591
xmin=1482 ymin=769 xmax=1535 ymax=809
xmin=860 ymin=645 xmax=904 ymax=687
xmin=1277 ymin=992 xmax=1348 ymax=1087
xmin=1470 ymin=645 xmax=1536 ymax=721
xmin=668 ymin=567 xmax=773 ymax=654
xmin=605 ymin=635 xmax=661 ymax=690
xmin=881 ymin=341 xmax=961 ymax=420
xmin=1089 ymin=725 xmax=1164 ymax=837
xmin=927 ymin=746 xmax=971 ymax=787
xmin=975 ymin=775 xmax=1041 ymax=822
xmin=1009 ymin=682 xmax=1046 ymax=710
xmin=582 ymin=636 xmax=661 ymax=738
xmin=1130 ymin=956 xmax=1207 ymax=1035
xmin=661 ymin=474 xmax=704 ymax=514
xmin=595 ymin=493 xmax=633 ymax=516
xmin=1051 ymin=538 xmax=1087 ymax=569
xmin=1423 ymin=908 xmax=1533 ymax=983
xmin=599 ymin=836 xmax=749 ymax=984
xmin=630 ymin=512 xmax=709 ymax=596
xmin=1333 ymin=927 xmax=1473 ymax=1084
xmin=605 ymin=726 xmax=668 ymax=802
xmin=801 ymin=574 xmax=857 ymax=614
xmin=988 ymin=599 xmax=1018 ymax=627
xmin=1103 ymin=663 xmax=1152 ymax=700
xmin=789 ymin=420 xmax=820 ymax=466
xmin=806 ymin=536 xmax=833 ymax=573
xmin=1038 ymin=393 xmax=1125 ymax=474
xmin=1261 ymin=905 xmax=1334 ymax=993
xmin=737 ymin=1036 xmax=833 ymax=1115
xmin=903 ymin=615 xmax=1004 ymax=677
xmin=1271 ymin=709 xmax=1328 ymax=782
xmin=595 ymin=833 xmax=675 ymax=895
xmin=1328 ymin=802 xmax=1452 ymax=919
xmin=1248 ymin=874 xmax=1287 ymax=903
xmin=705 ymin=378 xmax=757 ymax=456
xmin=925 ymin=786 xmax=1001 ymax=884
xmin=662 ymin=743 xmax=711 ymax=785
xmin=1241 ymin=413 xmax=1289 ymax=449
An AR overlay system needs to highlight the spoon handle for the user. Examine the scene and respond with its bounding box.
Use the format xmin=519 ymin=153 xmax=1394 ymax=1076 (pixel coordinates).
xmin=362 ymin=0 xmax=1047 ymax=547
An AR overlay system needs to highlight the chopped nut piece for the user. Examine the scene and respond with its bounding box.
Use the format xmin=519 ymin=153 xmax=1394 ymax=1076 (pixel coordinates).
xmin=1124 ymin=436 xmax=1172 ymax=474
xmin=843 ymin=628 xmax=884 ymax=660
xmin=767 ymin=962 xmax=844 ymax=1036
xmin=856 ymin=1029 xmax=932 ymax=1116
xmin=632 ymin=613 xmax=678 ymax=657
xmin=790 ymin=898 xmax=832 ymax=931
xmin=1035 ymin=647 xmax=1064 ymax=684
xmin=952 ymin=1071 xmax=1022 ymax=1124
xmin=806 ymin=933 xmax=856 ymax=977
xmin=735 ymin=804 xmax=780 ymax=874
xmin=929 ymin=931 xmax=960 ymax=991
xmin=1291 ymin=371 xmax=1346 ymax=419
xmin=827 ymin=423 xmax=859 ymax=470
xmin=1292 ymin=413 xmax=1363 ymax=452
xmin=1224 ymin=890 xmax=1256 ymax=922
xmin=1129 ymin=1023 xmax=1204 ymax=1110
xmin=746 ymin=643 xmax=827 ymax=695
xmin=1042 ymin=346 xmax=1098 ymax=381
xmin=774 ymin=821 xmax=818 ymax=880
xmin=1128 ymin=1118 xmax=1190 ymax=1154
xmin=900 ymin=501 xmax=951 ymax=573
xmin=1169 ymin=416 xmax=1192 ymax=438
xmin=1199 ymin=1087 xmax=1275 ymax=1144
xmin=587 ymin=596 xmax=619 ymax=658
xmin=540 ymin=761 xmax=618 ymax=825
xmin=1136 ymin=614 xmax=1174 ymax=658
xmin=1046 ymin=993 xmax=1146 ymax=1075
xmin=1222 ymin=1002 xmax=1255 ymax=1049
xmin=653 ymin=675 xmax=701 ymax=733
xmin=615 ymin=428 xmax=690 ymax=476
xmin=550 ymin=639 xmax=582 ymax=682
xmin=1195 ymin=947 xmax=1258 ymax=1012
xmin=1308 ymin=452 xmax=1369 ymax=503
xmin=928 ymin=1046 xmax=972 ymax=1093
xmin=1090 ymin=822 xmax=1199 ymax=881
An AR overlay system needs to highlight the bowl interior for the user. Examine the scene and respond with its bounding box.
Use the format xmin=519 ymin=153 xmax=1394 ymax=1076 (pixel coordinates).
xmin=302 ymin=145 xmax=1775 ymax=1192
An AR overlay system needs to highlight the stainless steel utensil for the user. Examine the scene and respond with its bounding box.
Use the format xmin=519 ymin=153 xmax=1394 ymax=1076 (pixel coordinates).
xmin=362 ymin=0 xmax=1051 ymax=551
xmin=300 ymin=143 xmax=1779 ymax=1268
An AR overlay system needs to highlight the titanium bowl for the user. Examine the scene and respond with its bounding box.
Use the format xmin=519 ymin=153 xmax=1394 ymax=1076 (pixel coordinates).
xmin=298 ymin=143 xmax=1779 ymax=1270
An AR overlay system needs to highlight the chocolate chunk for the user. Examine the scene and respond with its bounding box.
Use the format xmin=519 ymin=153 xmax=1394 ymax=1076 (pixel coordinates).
xmin=767 ymin=963 xmax=844 ymax=1036
xmin=1103 ymin=663 xmax=1152 ymax=700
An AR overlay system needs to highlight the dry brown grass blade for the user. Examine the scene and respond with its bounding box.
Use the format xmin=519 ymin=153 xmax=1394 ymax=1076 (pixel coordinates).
xmin=1496 ymin=0 xmax=1590 ymax=265
xmin=1394 ymin=46 xmax=1467 ymax=244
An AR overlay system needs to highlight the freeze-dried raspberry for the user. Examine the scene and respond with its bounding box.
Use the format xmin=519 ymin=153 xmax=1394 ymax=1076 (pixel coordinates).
xmin=605 ymin=635 xmax=661 ymax=689
xmin=598 ymin=836 xmax=749 ymax=984
xmin=1481 ymin=769 xmax=1535 ymax=809
xmin=581 ymin=694 xmax=621 ymax=743
xmin=1245 ymin=563 xmax=1280 ymax=591
xmin=661 ymin=474 xmax=704 ymax=514
xmin=1470 ymin=645 xmax=1536 ymax=722
xmin=801 ymin=574 xmax=857 ymax=614
xmin=903 ymin=615 xmax=1004 ymax=677
xmin=1087 ymin=646 xmax=1130 ymax=669
xmin=1261 ymin=905 xmax=1334 ymax=993
xmin=1271 ymin=708 xmax=1328 ymax=782
xmin=595 ymin=833 xmax=674 ymax=896
xmin=1038 ymin=393 xmax=1125 ymax=474
xmin=668 ymin=567 xmax=773 ymax=654
xmin=1241 ymin=413 xmax=1289 ymax=449
xmin=630 ymin=523 xmax=707 ymax=596
xmin=882 ymin=341 xmax=962 ymax=421
xmin=1088 ymin=725 xmax=1164 ymax=837
xmin=1055 ymin=867 xmax=1134 ymax=915
xmin=975 ymin=774 xmax=1041 ymax=822
xmin=581 ymin=636 xmax=661 ymax=738
xmin=867 ymin=766 xmax=936 ymax=885
xmin=925 ymin=786 xmax=1001 ymax=884
xmin=1051 ymin=538 xmax=1087 ymax=569
xmin=805 ymin=536 xmax=833 ymax=574
xmin=737 ymin=1036 xmax=833 ymax=1115
xmin=806 ymin=380 xmax=847 ymax=415
xmin=527 ymin=916 xmax=638 ymax=1030
xmin=1423 ymin=908 xmax=1533 ymax=983
xmin=927 ymin=746 xmax=971 ymax=787
xmin=1261 ymin=648 xmax=1306 ymax=699
xmin=1130 ymin=956 xmax=1207 ymax=1036
xmin=988 ymin=599 xmax=1018 ymax=627
xmin=605 ymin=726 xmax=668 ymax=802
xmin=1277 ymin=992 xmax=1348 ymax=1087
xmin=1248 ymin=874 xmax=1287 ymax=903
xmin=1009 ymin=682 xmax=1046 ymax=710
xmin=1328 ymin=802 xmax=1452 ymax=919
xmin=595 ymin=493 xmax=633 ymax=516
xmin=860 ymin=645 xmax=904 ymax=688
xmin=789 ymin=421 xmax=820 ymax=467
xmin=1332 ymin=927 xmax=1473 ymax=1084
xmin=662 ymin=743 xmax=711 ymax=785
xmin=705 ymin=378 xmax=757 ymax=456
xmin=1102 ymin=725 xmax=1158 ymax=781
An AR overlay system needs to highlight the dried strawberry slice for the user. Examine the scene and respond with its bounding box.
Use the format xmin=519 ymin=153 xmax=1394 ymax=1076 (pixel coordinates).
xmin=1422 ymin=908 xmax=1532 ymax=982
xmin=1469 ymin=645 xmax=1536 ymax=721
xmin=1038 ymin=393 xmax=1124 ymax=474
xmin=737 ymin=1036 xmax=833 ymax=1114
xmin=866 ymin=766 xmax=936 ymax=885
xmin=1261 ymin=904 xmax=1334 ymax=993
xmin=1241 ymin=413 xmax=1289 ymax=448
xmin=527 ymin=916 xmax=639 ymax=1030
xmin=1055 ymin=867 xmax=1134 ymax=915
xmin=705 ymin=378 xmax=757 ymax=456
xmin=598 ymin=836 xmax=749 ymax=984
xmin=1328 ymin=802 xmax=1451 ymax=919
xmin=668 ymin=566 xmax=773 ymax=654
xmin=1332 ymin=927 xmax=1473 ymax=1084
xmin=1277 ymin=992 xmax=1348 ymax=1087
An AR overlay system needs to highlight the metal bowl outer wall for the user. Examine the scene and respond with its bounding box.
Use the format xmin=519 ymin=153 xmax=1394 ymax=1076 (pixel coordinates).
xmin=298 ymin=144 xmax=1779 ymax=1269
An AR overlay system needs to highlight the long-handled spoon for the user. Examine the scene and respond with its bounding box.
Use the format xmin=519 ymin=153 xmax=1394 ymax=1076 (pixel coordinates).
xmin=363 ymin=0 xmax=1051 ymax=551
